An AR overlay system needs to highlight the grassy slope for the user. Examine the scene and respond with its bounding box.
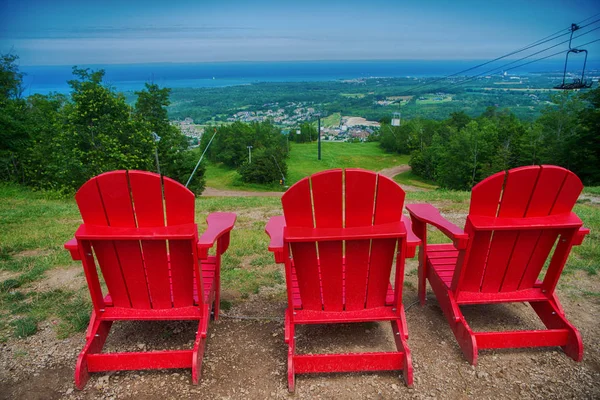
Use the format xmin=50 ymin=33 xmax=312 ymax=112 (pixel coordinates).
xmin=1 ymin=184 xmax=598 ymax=341
xmin=394 ymin=170 xmax=438 ymax=190
xmin=205 ymin=142 xmax=409 ymax=191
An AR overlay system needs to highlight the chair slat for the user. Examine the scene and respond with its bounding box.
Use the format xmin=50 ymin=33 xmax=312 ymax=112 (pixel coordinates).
xmin=96 ymin=172 xmax=136 ymax=227
xmin=344 ymin=170 xmax=377 ymax=310
xmin=481 ymin=167 xmax=540 ymax=292
xmin=92 ymin=241 xmax=131 ymax=307
xmin=469 ymin=171 xmax=505 ymax=217
xmin=129 ymin=171 xmax=165 ymax=227
xmin=75 ymin=178 xmax=108 ymax=225
xmin=169 ymin=241 xmax=195 ymax=307
xmin=312 ymin=170 xmax=343 ymax=311
xmin=127 ymin=171 xmax=165 ymax=308
xmin=500 ymin=230 xmax=540 ymax=292
xmin=344 ymin=240 xmax=371 ymax=310
xmin=164 ymin=176 xmax=195 ymax=226
xmin=290 ymin=242 xmax=322 ymax=310
xmin=282 ymin=178 xmax=314 ymax=228
xmin=525 ymin=166 xmax=567 ymax=217
xmin=366 ymin=239 xmax=396 ymax=308
xmin=345 ymin=169 xmax=377 ymax=227
xmin=141 ymin=241 xmax=172 ymax=309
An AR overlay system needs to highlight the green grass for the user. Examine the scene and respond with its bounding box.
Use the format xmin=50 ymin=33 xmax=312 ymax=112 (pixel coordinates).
xmin=321 ymin=112 xmax=341 ymax=127
xmin=1 ymin=181 xmax=598 ymax=340
xmin=394 ymin=170 xmax=438 ymax=189
xmin=203 ymin=142 xmax=408 ymax=191
xmin=285 ymin=142 xmax=409 ymax=185
xmin=583 ymin=186 xmax=600 ymax=196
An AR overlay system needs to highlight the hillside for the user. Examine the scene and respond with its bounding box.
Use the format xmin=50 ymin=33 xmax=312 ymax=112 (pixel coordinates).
xmin=204 ymin=142 xmax=409 ymax=191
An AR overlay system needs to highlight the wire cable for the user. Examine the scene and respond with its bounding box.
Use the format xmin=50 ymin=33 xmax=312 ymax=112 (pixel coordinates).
xmin=443 ymin=25 xmax=600 ymax=89
xmin=401 ymin=15 xmax=600 ymax=95
xmin=443 ymin=37 xmax=600 ymax=90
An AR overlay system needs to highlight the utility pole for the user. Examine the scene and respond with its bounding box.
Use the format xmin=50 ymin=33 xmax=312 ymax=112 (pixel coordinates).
xmin=247 ymin=145 xmax=253 ymax=164
xmin=151 ymin=132 xmax=161 ymax=175
xmin=317 ymin=116 xmax=321 ymax=160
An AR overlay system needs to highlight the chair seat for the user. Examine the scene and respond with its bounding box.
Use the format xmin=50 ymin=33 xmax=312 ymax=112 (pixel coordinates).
xmin=426 ymin=243 xmax=459 ymax=289
xmin=291 ymin=262 xmax=395 ymax=309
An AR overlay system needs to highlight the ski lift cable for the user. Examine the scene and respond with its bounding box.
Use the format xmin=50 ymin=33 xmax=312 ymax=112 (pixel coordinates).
xmin=442 ymin=25 xmax=600 ymax=90
xmin=442 ymin=37 xmax=600 ymax=90
xmin=400 ymin=15 xmax=600 ymax=96
xmin=185 ymin=128 xmax=218 ymax=188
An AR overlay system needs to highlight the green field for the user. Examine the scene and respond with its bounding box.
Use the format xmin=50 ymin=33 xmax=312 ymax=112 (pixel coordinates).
xmin=321 ymin=112 xmax=341 ymax=127
xmin=1 ymin=183 xmax=598 ymax=341
xmin=394 ymin=170 xmax=438 ymax=189
xmin=205 ymin=142 xmax=409 ymax=191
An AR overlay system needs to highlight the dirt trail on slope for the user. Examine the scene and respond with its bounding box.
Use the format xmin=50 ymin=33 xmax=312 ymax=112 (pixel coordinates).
xmin=202 ymin=165 xmax=420 ymax=196
xmin=202 ymin=187 xmax=284 ymax=197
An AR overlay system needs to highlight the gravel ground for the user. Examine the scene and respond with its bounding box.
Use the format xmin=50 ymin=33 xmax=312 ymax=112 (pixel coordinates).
xmin=1 ymin=265 xmax=599 ymax=400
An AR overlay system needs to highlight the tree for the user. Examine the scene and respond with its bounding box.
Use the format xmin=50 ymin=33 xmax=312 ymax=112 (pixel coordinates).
xmin=0 ymin=54 xmax=28 ymax=182
xmin=134 ymin=83 xmax=205 ymax=193
xmin=238 ymin=147 xmax=287 ymax=184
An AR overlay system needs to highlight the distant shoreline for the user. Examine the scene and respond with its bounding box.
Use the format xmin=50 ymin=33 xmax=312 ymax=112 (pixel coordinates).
xmin=19 ymin=59 xmax=600 ymax=96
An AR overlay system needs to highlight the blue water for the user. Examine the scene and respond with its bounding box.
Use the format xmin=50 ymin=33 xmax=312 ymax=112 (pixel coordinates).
xmin=20 ymin=59 xmax=599 ymax=95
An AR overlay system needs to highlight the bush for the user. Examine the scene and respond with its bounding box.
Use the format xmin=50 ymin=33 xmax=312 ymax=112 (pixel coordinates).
xmin=238 ymin=148 xmax=287 ymax=184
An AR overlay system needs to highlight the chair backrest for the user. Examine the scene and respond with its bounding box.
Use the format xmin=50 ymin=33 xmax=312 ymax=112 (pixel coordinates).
xmin=75 ymin=170 xmax=198 ymax=309
xmin=281 ymin=169 xmax=406 ymax=311
xmin=453 ymin=165 xmax=583 ymax=294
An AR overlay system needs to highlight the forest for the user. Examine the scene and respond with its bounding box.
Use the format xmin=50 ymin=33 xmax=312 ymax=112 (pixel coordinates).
xmin=378 ymin=89 xmax=600 ymax=189
xmin=0 ymin=54 xmax=206 ymax=194
xmin=1 ymin=52 xmax=598 ymax=194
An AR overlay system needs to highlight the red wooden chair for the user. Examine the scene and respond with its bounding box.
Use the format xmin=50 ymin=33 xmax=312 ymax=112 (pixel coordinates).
xmin=406 ymin=165 xmax=590 ymax=365
xmin=64 ymin=170 xmax=236 ymax=389
xmin=265 ymin=169 xmax=420 ymax=392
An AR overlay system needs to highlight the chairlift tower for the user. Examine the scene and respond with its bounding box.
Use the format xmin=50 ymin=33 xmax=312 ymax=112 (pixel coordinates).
xmin=391 ymin=111 xmax=401 ymax=127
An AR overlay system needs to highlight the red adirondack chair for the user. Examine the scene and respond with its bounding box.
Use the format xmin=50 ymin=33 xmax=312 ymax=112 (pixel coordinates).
xmin=406 ymin=165 xmax=590 ymax=365
xmin=265 ymin=169 xmax=420 ymax=392
xmin=64 ymin=170 xmax=236 ymax=389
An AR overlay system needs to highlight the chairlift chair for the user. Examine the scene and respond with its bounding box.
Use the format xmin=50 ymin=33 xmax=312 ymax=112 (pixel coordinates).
xmin=554 ymin=24 xmax=593 ymax=90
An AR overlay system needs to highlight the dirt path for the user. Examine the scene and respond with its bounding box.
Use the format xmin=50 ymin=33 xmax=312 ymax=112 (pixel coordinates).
xmin=378 ymin=165 xmax=411 ymax=178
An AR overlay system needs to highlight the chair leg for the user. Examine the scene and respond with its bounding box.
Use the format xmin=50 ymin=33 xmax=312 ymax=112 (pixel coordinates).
xmin=531 ymin=298 xmax=583 ymax=362
xmin=191 ymin=320 xmax=207 ymax=385
xmin=286 ymin=312 xmax=296 ymax=393
xmin=213 ymin=255 xmax=221 ymax=321
xmin=75 ymin=314 xmax=112 ymax=390
xmin=418 ymin=257 xmax=427 ymax=306
xmin=454 ymin=318 xmax=478 ymax=365
xmin=429 ymin=274 xmax=478 ymax=365
xmin=391 ymin=319 xmax=413 ymax=387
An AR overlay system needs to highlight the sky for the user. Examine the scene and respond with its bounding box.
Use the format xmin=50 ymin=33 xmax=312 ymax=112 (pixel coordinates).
xmin=1 ymin=0 xmax=599 ymax=66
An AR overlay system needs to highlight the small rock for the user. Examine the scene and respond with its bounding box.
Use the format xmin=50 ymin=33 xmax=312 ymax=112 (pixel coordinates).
xmin=66 ymin=388 xmax=74 ymax=395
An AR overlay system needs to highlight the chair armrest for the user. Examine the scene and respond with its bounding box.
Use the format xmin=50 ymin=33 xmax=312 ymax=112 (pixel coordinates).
xmin=406 ymin=203 xmax=469 ymax=249
xmin=75 ymin=223 xmax=198 ymax=240
xmin=573 ymin=226 xmax=590 ymax=246
xmin=197 ymin=212 xmax=236 ymax=258
xmin=64 ymin=238 xmax=81 ymax=260
xmin=468 ymin=212 xmax=583 ymax=231
xmin=265 ymin=216 xmax=285 ymax=263
xmin=402 ymin=215 xmax=421 ymax=258
xmin=284 ymin=221 xmax=406 ymax=242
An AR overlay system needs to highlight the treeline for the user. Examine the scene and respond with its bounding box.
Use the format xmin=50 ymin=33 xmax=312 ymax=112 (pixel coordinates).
xmin=0 ymin=54 xmax=205 ymax=194
xmin=378 ymin=89 xmax=600 ymax=190
xmin=200 ymin=121 xmax=289 ymax=184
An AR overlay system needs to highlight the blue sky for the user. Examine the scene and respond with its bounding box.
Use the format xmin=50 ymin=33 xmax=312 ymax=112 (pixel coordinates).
xmin=1 ymin=0 xmax=599 ymax=65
